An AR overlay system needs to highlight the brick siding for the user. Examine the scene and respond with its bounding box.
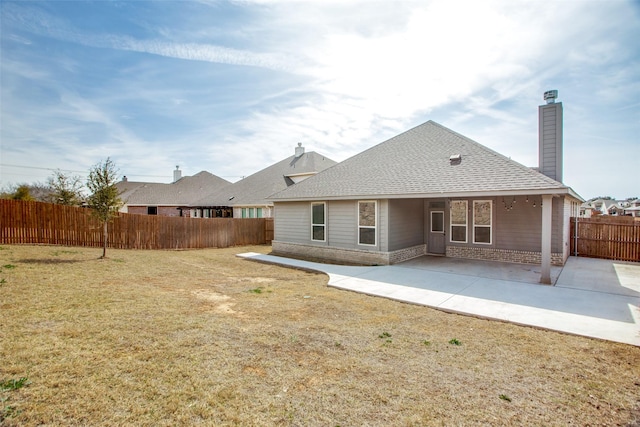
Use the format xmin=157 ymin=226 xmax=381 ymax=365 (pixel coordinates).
xmin=446 ymin=246 xmax=564 ymax=266
xmin=272 ymin=241 xmax=426 ymax=265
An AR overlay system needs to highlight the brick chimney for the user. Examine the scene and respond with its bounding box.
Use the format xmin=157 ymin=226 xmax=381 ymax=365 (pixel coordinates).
xmin=538 ymin=90 xmax=563 ymax=182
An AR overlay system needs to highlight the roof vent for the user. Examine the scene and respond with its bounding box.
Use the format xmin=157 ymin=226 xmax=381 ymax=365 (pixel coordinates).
xmin=449 ymin=154 xmax=462 ymax=165
xmin=543 ymin=90 xmax=558 ymax=104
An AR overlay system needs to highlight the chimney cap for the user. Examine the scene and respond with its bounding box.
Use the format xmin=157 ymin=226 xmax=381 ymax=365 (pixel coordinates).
xmin=543 ymin=90 xmax=558 ymax=104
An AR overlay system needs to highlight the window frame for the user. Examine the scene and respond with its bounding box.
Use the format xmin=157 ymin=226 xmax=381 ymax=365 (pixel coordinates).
xmin=147 ymin=206 xmax=158 ymax=215
xmin=311 ymin=202 xmax=326 ymax=242
xmin=358 ymin=200 xmax=377 ymax=246
xmin=473 ymin=200 xmax=492 ymax=245
xmin=449 ymin=200 xmax=468 ymax=243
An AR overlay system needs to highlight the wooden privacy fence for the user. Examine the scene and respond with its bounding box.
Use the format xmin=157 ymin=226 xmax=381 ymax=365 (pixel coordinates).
xmin=570 ymin=216 xmax=640 ymax=262
xmin=0 ymin=199 xmax=273 ymax=250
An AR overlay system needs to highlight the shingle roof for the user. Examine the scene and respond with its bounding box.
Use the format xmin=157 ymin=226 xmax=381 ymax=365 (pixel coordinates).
xmin=116 ymin=171 xmax=231 ymax=205
xmin=270 ymin=121 xmax=579 ymax=201
xmin=192 ymin=152 xmax=337 ymax=207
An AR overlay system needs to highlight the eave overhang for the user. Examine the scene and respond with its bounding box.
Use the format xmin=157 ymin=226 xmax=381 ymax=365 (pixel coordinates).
xmin=269 ymin=186 xmax=584 ymax=203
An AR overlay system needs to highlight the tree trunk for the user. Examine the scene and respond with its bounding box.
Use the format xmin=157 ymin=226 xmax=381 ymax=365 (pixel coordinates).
xmin=102 ymin=221 xmax=108 ymax=259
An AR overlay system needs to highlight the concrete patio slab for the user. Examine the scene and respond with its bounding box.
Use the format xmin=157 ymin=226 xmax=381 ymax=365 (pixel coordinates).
xmin=237 ymin=252 xmax=640 ymax=346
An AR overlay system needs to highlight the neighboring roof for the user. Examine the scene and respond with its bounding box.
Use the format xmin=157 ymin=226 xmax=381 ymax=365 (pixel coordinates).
xmin=270 ymin=121 xmax=583 ymax=202
xmin=116 ymin=171 xmax=231 ymax=205
xmin=192 ymin=151 xmax=337 ymax=207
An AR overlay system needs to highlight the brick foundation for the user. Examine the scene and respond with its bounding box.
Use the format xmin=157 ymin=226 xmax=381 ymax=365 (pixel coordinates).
xmin=446 ymin=246 xmax=564 ymax=266
xmin=271 ymin=241 xmax=426 ymax=265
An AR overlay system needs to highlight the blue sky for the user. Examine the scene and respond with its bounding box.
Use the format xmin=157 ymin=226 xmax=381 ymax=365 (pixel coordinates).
xmin=1 ymin=0 xmax=639 ymax=200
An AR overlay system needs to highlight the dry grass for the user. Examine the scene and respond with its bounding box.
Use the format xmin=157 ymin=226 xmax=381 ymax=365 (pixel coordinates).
xmin=1 ymin=244 xmax=639 ymax=426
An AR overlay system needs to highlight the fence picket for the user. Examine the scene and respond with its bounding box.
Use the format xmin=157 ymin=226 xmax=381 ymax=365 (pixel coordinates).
xmin=570 ymin=216 xmax=640 ymax=262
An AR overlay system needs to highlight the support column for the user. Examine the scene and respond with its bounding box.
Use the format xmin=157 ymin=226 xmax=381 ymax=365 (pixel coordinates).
xmin=540 ymin=194 xmax=553 ymax=284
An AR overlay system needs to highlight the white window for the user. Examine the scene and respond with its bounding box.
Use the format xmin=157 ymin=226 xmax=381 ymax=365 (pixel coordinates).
xmin=358 ymin=201 xmax=376 ymax=245
xmin=473 ymin=200 xmax=492 ymax=244
xmin=450 ymin=200 xmax=467 ymax=243
xmin=311 ymin=202 xmax=326 ymax=241
xmin=257 ymin=208 xmax=263 ymax=218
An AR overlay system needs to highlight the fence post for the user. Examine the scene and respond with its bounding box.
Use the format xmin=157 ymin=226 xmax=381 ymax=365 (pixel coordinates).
xmin=573 ymin=217 xmax=579 ymax=257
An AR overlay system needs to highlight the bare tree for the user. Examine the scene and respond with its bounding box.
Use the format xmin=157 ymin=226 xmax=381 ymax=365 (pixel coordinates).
xmin=86 ymin=158 xmax=122 ymax=259
xmin=47 ymin=170 xmax=84 ymax=206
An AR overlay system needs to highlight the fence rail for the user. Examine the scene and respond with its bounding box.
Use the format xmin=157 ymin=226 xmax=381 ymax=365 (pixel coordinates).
xmin=1 ymin=199 xmax=273 ymax=249
xmin=571 ymin=216 xmax=640 ymax=262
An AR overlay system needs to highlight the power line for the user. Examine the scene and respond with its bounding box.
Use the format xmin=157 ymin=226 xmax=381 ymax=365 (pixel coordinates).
xmin=0 ymin=163 xmax=87 ymax=174
xmin=0 ymin=163 xmax=168 ymax=178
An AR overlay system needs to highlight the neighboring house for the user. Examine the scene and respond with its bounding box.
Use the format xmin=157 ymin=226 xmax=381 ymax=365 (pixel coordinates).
xmin=583 ymin=198 xmax=624 ymax=216
xmin=579 ymin=202 xmax=595 ymax=218
xmin=269 ymin=92 xmax=583 ymax=284
xmin=601 ymin=199 xmax=622 ymax=216
xmin=116 ymin=167 xmax=231 ymax=217
xmin=190 ymin=144 xmax=336 ymax=218
xmin=623 ymin=199 xmax=640 ymax=217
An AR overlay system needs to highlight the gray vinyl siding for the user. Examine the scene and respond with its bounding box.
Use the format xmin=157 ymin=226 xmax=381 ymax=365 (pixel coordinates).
xmin=273 ymin=202 xmax=311 ymax=244
xmin=274 ymin=200 xmax=361 ymax=249
xmin=378 ymin=199 xmax=389 ymax=252
xmin=494 ymin=195 xmax=563 ymax=252
xmin=561 ymin=197 xmax=572 ymax=261
xmin=552 ymin=197 xmax=564 ymax=253
xmin=495 ymin=198 xmax=542 ymax=251
xmin=388 ymin=199 xmax=424 ymax=251
xmin=327 ymin=200 xmax=357 ymax=248
xmin=538 ymin=103 xmax=563 ymax=182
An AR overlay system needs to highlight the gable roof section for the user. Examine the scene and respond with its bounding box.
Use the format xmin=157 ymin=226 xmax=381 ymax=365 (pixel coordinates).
xmin=192 ymin=151 xmax=337 ymax=207
xmin=116 ymin=171 xmax=231 ymax=205
xmin=270 ymin=121 xmax=581 ymax=201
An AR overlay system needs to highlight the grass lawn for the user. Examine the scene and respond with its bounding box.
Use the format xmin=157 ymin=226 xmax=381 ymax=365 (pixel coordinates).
xmin=1 ymin=244 xmax=639 ymax=426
